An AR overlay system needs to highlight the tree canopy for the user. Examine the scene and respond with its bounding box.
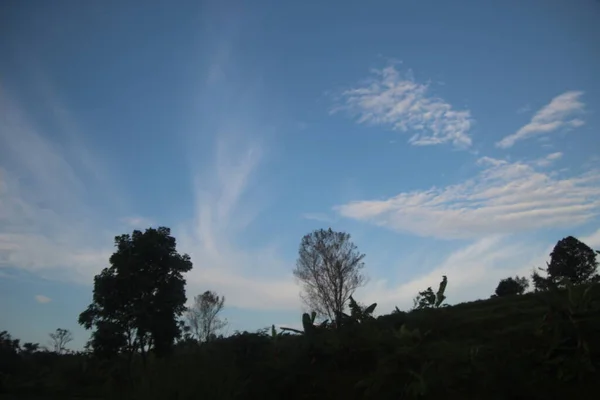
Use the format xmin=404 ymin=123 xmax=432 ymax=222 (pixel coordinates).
xmin=185 ymin=290 xmax=227 ymax=342
xmin=78 ymin=227 xmax=192 ymax=359
xmin=293 ymin=228 xmax=367 ymax=323
xmin=48 ymin=328 xmax=73 ymax=354
xmin=493 ymin=276 xmax=529 ymax=297
xmin=532 ymin=236 xmax=599 ymax=291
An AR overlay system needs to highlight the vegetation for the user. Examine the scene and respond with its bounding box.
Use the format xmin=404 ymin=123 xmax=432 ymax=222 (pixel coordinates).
xmin=48 ymin=328 xmax=73 ymax=355
xmin=185 ymin=290 xmax=228 ymax=342
xmin=1 ymin=231 xmax=600 ymax=399
xmin=293 ymin=228 xmax=367 ymax=323
xmin=532 ymin=236 xmax=599 ymax=291
xmin=413 ymin=275 xmax=448 ymax=309
xmin=78 ymin=227 xmax=193 ymax=360
xmin=493 ymin=275 xmax=530 ymax=297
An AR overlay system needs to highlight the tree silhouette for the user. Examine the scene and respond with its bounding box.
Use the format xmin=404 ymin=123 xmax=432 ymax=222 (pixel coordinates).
xmin=532 ymin=236 xmax=599 ymax=291
xmin=79 ymin=227 xmax=193 ymax=360
xmin=293 ymin=228 xmax=367 ymax=323
xmin=185 ymin=290 xmax=227 ymax=342
xmin=493 ymin=276 xmax=529 ymax=297
xmin=413 ymin=276 xmax=448 ymax=309
xmin=48 ymin=328 xmax=73 ymax=354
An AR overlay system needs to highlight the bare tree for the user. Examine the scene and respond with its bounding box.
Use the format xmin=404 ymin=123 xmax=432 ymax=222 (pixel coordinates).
xmin=293 ymin=228 xmax=367 ymax=324
xmin=48 ymin=328 xmax=73 ymax=354
xmin=185 ymin=291 xmax=227 ymax=342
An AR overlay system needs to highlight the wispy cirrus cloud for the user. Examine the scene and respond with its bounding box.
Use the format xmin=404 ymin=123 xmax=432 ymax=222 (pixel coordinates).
xmin=358 ymin=236 xmax=544 ymax=312
xmin=302 ymin=212 xmax=335 ymax=223
xmin=121 ymin=216 xmax=155 ymax=229
xmin=580 ymin=228 xmax=600 ymax=250
xmin=331 ymin=65 xmax=473 ymax=148
xmin=34 ymin=295 xmax=52 ymax=304
xmin=0 ymin=81 xmax=123 ymax=283
xmin=497 ymin=91 xmax=585 ymax=149
xmin=176 ymin=135 xmax=300 ymax=311
xmin=534 ymin=152 xmax=563 ymax=167
xmin=335 ymin=155 xmax=600 ymax=239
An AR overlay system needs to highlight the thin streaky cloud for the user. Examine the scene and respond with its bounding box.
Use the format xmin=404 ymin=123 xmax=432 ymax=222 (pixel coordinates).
xmin=121 ymin=216 xmax=155 ymax=228
xmin=534 ymin=152 xmax=563 ymax=167
xmin=358 ymin=236 xmax=548 ymax=313
xmin=331 ymin=65 xmax=473 ymax=149
xmin=0 ymin=82 xmax=119 ymax=284
xmin=302 ymin=212 xmax=335 ymax=223
xmin=34 ymin=295 xmax=52 ymax=304
xmin=497 ymin=91 xmax=585 ymax=149
xmin=177 ymin=136 xmax=300 ymax=311
xmin=335 ymin=156 xmax=600 ymax=239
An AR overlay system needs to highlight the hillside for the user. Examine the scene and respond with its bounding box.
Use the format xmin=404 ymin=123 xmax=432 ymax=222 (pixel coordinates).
xmin=2 ymin=283 xmax=599 ymax=399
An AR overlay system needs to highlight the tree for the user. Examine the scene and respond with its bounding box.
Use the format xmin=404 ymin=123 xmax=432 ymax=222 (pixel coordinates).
xmin=48 ymin=328 xmax=73 ymax=354
xmin=532 ymin=236 xmax=599 ymax=291
xmin=293 ymin=228 xmax=367 ymax=324
xmin=185 ymin=290 xmax=228 ymax=342
xmin=78 ymin=227 xmax=193 ymax=360
xmin=21 ymin=342 xmax=40 ymax=355
xmin=413 ymin=276 xmax=448 ymax=310
xmin=493 ymin=276 xmax=529 ymax=297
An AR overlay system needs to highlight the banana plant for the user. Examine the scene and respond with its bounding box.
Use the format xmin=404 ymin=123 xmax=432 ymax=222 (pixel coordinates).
xmin=280 ymin=311 xmax=328 ymax=335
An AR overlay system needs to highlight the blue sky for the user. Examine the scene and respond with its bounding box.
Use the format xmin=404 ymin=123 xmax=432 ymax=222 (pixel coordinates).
xmin=1 ymin=0 xmax=599 ymax=350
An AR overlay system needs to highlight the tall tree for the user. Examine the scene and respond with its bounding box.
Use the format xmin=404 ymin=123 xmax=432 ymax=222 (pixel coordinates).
xmin=532 ymin=236 xmax=599 ymax=291
xmin=493 ymin=276 xmax=529 ymax=297
xmin=185 ymin=290 xmax=227 ymax=342
xmin=48 ymin=328 xmax=73 ymax=354
xmin=293 ymin=228 xmax=367 ymax=323
xmin=79 ymin=227 xmax=193 ymax=360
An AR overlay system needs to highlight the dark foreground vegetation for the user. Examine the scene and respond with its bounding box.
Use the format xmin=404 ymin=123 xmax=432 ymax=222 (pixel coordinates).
xmin=1 ymin=228 xmax=599 ymax=399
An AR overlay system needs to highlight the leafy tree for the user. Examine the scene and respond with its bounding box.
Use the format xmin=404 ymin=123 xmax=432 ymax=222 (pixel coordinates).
xmin=413 ymin=276 xmax=448 ymax=310
xmin=79 ymin=226 xmax=193 ymax=360
xmin=493 ymin=276 xmax=529 ymax=297
xmin=0 ymin=331 xmax=21 ymax=380
xmin=293 ymin=228 xmax=367 ymax=323
xmin=21 ymin=342 xmax=40 ymax=355
xmin=48 ymin=328 xmax=73 ymax=354
xmin=185 ymin=290 xmax=228 ymax=342
xmin=532 ymin=236 xmax=599 ymax=291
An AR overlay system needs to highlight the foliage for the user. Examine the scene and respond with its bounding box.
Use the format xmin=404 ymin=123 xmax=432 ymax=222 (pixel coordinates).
xmin=185 ymin=290 xmax=227 ymax=343
xmin=413 ymin=276 xmax=448 ymax=310
xmin=2 ymin=283 xmax=600 ymax=399
xmin=78 ymin=226 xmax=193 ymax=360
xmin=536 ymin=280 xmax=599 ymax=381
xmin=293 ymin=228 xmax=367 ymax=323
xmin=4 ymin=233 xmax=600 ymax=399
xmin=493 ymin=276 xmax=529 ymax=297
xmin=48 ymin=328 xmax=73 ymax=354
xmin=533 ymin=236 xmax=599 ymax=291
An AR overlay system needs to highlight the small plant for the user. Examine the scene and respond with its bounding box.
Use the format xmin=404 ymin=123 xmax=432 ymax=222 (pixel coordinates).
xmin=413 ymin=276 xmax=448 ymax=310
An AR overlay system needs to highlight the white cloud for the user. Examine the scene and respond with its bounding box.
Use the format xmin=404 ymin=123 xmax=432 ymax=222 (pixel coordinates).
xmin=497 ymin=91 xmax=585 ymax=149
xmin=534 ymin=152 xmax=563 ymax=167
xmin=335 ymin=156 xmax=600 ymax=239
xmin=579 ymin=228 xmax=600 ymax=249
xmin=517 ymin=104 xmax=532 ymax=114
xmin=357 ymin=236 xmax=550 ymax=313
xmin=332 ymin=65 xmax=473 ymax=148
xmin=302 ymin=212 xmax=335 ymax=223
xmin=0 ymin=82 xmax=118 ymax=283
xmin=34 ymin=295 xmax=52 ymax=304
xmin=121 ymin=216 xmax=154 ymax=228
xmin=176 ymin=136 xmax=301 ymax=311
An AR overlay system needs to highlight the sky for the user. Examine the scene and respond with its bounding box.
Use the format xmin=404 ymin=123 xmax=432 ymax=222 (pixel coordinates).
xmin=1 ymin=0 xmax=599 ymax=350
